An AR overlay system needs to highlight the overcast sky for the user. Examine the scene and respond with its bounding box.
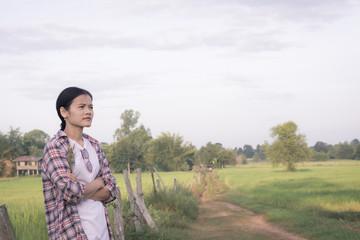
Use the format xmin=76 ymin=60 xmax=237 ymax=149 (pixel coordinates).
xmin=0 ymin=0 xmax=359 ymax=149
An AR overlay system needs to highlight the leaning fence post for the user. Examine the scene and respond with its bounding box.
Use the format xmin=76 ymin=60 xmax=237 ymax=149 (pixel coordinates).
xmin=0 ymin=205 xmax=17 ymax=240
xmin=123 ymin=169 xmax=143 ymax=232
xmin=173 ymin=178 xmax=178 ymax=192
xmin=113 ymin=187 xmax=125 ymax=240
xmin=151 ymin=169 xmax=157 ymax=195
xmin=135 ymin=168 xmax=157 ymax=231
xmin=156 ymin=179 xmax=162 ymax=192
xmin=153 ymin=167 xmax=168 ymax=192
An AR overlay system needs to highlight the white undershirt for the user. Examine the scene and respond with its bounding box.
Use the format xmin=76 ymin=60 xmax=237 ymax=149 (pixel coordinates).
xmin=69 ymin=137 xmax=109 ymax=240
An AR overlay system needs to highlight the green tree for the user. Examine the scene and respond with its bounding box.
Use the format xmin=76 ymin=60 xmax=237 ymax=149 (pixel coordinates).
xmin=195 ymin=142 xmax=222 ymax=166
xmin=23 ymin=129 xmax=50 ymax=156
xmin=310 ymin=149 xmax=328 ymax=161
xmin=243 ymin=144 xmax=254 ymax=158
xmin=263 ymin=121 xmax=310 ymax=171
xmin=145 ymin=132 xmax=195 ymax=171
xmin=353 ymin=145 xmax=360 ymax=160
xmin=350 ymin=139 xmax=360 ymax=145
xmin=0 ymin=127 xmax=25 ymax=159
xmin=109 ymin=109 xmax=152 ymax=172
xmin=313 ymin=141 xmax=331 ymax=153
xmin=217 ymin=149 xmax=237 ymax=168
xmin=236 ymin=147 xmax=243 ymax=155
xmin=328 ymin=142 xmax=355 ymax=159
xmin=113 ymin=109 xmax=141 ymax=141
xmin=0 ymin=127 xmax=25 ymax=177
xmin=108 ymin=127 xmax=152 ymax=172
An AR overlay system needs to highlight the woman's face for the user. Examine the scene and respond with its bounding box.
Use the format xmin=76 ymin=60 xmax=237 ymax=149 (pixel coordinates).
xmin=61 ymin=94 xmax=94 ymax=130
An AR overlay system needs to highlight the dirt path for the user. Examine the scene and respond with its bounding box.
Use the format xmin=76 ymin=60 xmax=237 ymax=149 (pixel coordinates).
xmin=191 ymin=176 xmax=308 ymax=240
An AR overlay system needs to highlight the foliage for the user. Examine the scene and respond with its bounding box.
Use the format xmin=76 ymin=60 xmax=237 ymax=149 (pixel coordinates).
xmin=252 ymin=152 xmax=266 ymax=162
xmin=196 ymin=142 xmax=236 ymax=168
xmin=0 ymin=127 xmax=25 ymax=160
xmin=195 ymin=142 xmax=221 ymax=166
xmin=109 ymin=127 xmax=152 ymax=172
xmin=217 ymin=148 xmax=237 ymax=167
xmin=23 ymin=129 xmax=50 ymax=157
xmin=236 ymin=147 xmax=243 ymax=155
xmin=328 ymin=142 xmax=355 ymax=160
xmin=243 ymin=144 xmax=254 ymax=158
xmin=109 ymin=109 xmax=152 ymax=172
xmin=353 ymin=144 xmax=360 ymax=160
xmin=113 ymin=109 xmax=141 ymax=141
xmin=145 ymin=132 xmax=196 ymax=171
xmin=240 ymin=154 xmax=248 ymax=164
xmin=313 ymin=141 xmax=332 ymax=153
xmin=263 ymin=121 xmax=310 ymax=171
xmin=310 ymin=149 xmax=328 ymax=161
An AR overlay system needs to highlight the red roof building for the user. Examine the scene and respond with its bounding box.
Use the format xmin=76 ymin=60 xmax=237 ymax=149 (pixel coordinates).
xmin=12 ymin=156 xmax=42 ymax=177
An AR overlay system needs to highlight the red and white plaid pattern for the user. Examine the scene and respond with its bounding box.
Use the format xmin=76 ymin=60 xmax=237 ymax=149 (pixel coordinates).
xmin=42 ymin=130 xmax=116 ymax=240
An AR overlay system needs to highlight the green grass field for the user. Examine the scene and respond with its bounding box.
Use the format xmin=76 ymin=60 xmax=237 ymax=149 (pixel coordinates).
xmin=217 ymin=160 xmax=360 ymax=240
xmin=2 ymin=161 xmax=360 ymax=239
xmin=0 ymin=171 xmax=195 ymax=240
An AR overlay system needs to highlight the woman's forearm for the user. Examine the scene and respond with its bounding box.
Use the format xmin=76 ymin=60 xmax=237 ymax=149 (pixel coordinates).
xmin=84 ymin=177 xmax=104 ymax=199
xmin=88 ymin=188 xmax=111 ymax=201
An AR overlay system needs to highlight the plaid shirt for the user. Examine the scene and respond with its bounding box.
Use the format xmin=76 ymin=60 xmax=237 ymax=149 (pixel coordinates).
xmin=42 ymin=130 xmax=116 ymax=240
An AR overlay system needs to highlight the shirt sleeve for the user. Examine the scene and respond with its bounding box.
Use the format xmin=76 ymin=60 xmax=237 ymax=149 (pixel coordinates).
xmin=97 ymin=145 xmax=117 ymax=204
xmin=43 ymin=141 xmax=86 ymax=204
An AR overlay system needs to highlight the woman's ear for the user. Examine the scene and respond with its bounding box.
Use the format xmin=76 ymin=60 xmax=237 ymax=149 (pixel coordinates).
xmin=60 ymin=107 xmax=68 ymax=119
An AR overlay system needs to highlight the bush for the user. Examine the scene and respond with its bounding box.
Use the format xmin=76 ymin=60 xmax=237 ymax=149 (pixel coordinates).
xmin=310 ymin=150 xmax=328 ymax=161
xmin=118 ymin=184 xmax=199 ymax=240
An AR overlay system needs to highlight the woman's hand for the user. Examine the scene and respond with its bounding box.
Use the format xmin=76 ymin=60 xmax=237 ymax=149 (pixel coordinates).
xmin=67 ymin=172 xmax=79 ymax=182
xmin=84 ymin=177 xmax=105 ymax=199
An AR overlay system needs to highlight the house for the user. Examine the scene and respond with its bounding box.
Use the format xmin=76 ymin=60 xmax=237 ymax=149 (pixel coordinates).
xmin=12 ymin=156 xmax=42 ymax=177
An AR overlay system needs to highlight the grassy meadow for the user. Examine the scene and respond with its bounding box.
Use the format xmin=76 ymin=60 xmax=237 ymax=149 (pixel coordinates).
xmin=1 ymin=161 xmax=360 ymax=239
xmin=218 ymin=160 xmax=360 ymax=240
xmin=0 ymin=171 xmax=196 ymax=240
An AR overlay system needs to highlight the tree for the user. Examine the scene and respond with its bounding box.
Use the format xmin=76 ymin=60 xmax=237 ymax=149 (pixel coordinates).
xmin=243 ymin=144 xmax=254 ymax=158
xmin=113 ymin=109 xmax=141 ymax=141
xmin=145 ymin=132 xmax=196 ymax=171
xmin=328 ymin=142 xmax=355 ymax=159
xmin=313 ymin=141 xmax=331 ymax=153
xmin=263 ymin=121 xmax=310 ymax=171
xmin=108 ymin=127 xmax=152 ymax=172
xmin=0 ymin=127 xmax=25 ymax=177
xmin=350 ymin=139 xmax=360 ymax=145
xmin=195 ymin=142 xmax=222 ymax=166
xmin=0 ymin=127 xmax=24 ymax=160
xmin=236 ymin=147 xmax=244 ymax=155
xmin=23 ymin=129 xmax=50 ymax=156
xmin=217 ymin=149 xmax=237 ymax=167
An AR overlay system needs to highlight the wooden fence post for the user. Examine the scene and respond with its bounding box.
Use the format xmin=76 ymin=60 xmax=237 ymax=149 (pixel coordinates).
xmin=135 ymin=169 xmax=157 ymax=230
xmin=156 ymin=179 xmax=161 ymax=192
xmin=0 ymin=205 xmax=17 ymax=240
xmin=153 ymin=167 xmax=168 ymax=192
xmin=123 ymin=169 xmax=143 ymax=232
xmin=151 ymin=169 xmax=157 ymax=195
xmin=113 ymin=187 xmax=125 ymax=240
xmin=173 ymin=178 xmax=178 ymax=191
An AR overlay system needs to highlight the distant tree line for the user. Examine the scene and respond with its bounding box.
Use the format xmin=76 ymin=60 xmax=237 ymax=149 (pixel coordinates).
xmin=310 ymin=139 xmax=360 ymax=161
xmin=1 ymin=110 xmax=359 ymax=176
xmin=105 ymin=110 xmax=236 ymax=173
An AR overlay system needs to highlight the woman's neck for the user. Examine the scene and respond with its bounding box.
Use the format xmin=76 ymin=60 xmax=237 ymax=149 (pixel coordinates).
xmin=64 ymin=126 xmax=84 ymax=147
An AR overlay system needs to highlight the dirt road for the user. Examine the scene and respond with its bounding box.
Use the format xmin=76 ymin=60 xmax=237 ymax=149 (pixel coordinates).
xmin=191 ymin=175 xmax=308 ymax=240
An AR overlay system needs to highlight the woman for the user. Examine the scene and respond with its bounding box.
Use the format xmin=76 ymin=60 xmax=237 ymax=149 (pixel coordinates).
xmin=42 ymin=87 xmax=117 ymax=240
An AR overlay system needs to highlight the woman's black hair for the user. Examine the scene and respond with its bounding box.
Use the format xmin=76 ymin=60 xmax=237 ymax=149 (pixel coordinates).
xmin=56 ymin=87 xmax=93 ymax=131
